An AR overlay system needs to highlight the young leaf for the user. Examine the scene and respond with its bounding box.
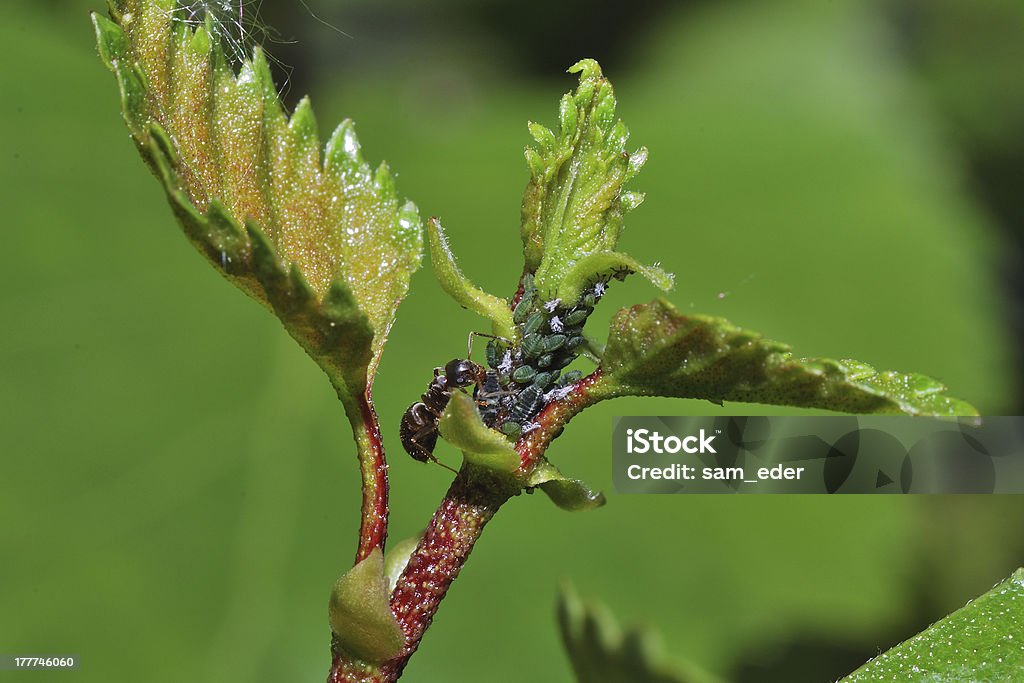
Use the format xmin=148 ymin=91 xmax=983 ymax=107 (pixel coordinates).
xmin=527 ymin=458 xmax=606 ymax=511
xmin=92 ymin=2 xmax=423 ymax=405
xmin=438 ymin=392 xmax=521 ymax=472
xmin=521 ymin=60 xmax=670 ymax=298
xmin=557 ymin=583 xmax=722 ymax=683
xmin=328 ymin=549 xmax=405 ymax=664
xmin=557 ymin=251 xmax=673 ymax=305
xmin=426 ymin=218 xmax=517 ymax=341
xmin=596 ymin=299 xmax=978 ymax=416
xmin=840 ymin=568 xmax=1024 ymax=681
xmin=383 ymin=536 xmax=421 ymax=592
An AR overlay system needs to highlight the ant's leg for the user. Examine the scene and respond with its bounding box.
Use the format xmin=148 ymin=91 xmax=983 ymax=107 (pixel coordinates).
xmin=407 ymin=438 xmax=443 ymax=466
xmin=411 ymin=425 xmax=458 ymax=474
xmin=466 ymin=331 xmax=513 ymax=360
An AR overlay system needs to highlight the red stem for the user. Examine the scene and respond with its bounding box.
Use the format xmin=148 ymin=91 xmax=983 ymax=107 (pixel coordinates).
xmin=329 ymin=466 xmax=514 ymax=682
xmin=515 ymin=368 xmax=605 ymax=472
xmin=354 ymin=388 xmax=389 ymax=563
xmin=383 ymin=467 xmax=518 ymax=679
xmin=328 ymin=370 xmax=607 ymax=682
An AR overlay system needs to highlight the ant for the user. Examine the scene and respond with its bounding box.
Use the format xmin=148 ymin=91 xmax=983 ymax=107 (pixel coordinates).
xmin=399 ymin=333 xmax=510 ymax=472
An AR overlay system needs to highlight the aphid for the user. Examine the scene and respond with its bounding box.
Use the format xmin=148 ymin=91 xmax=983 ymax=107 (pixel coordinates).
xmin=500 ymin=422 xmax=522 ymax=438
xmin=562 ymin=370 xmax=584 ymax=384
xmin=566 ymin=335 xmax=586 ymax=352
xmin=522 ymin=311 xmax=546 ymax=336
xmin=512 ymin=295 xmax=533 ymax=325
xmin=550 ymin=353 xmax=575 ymax=370
xmin=532 ymin=370 xmax=559 ymax=388
xmin=467 ymin=331 xmax=510 ymax=360
xmin=536 ymin=353 xmax=554 ymax=369
xmin=474 ymin=369 xmax=505 ymax=427
xmin=521 ymin=272 xmax=536 ymax=297
xmin=521 ymin=333 xmax=545 ymax=359
xmin=562 ymin=308 xmax=589 ymax=327
xmin=512 ymin=365 xmax=538 ymax=384
xmin=509 ymin=384 xmax=545 ymax=426
xmin=513 ymin=274 xmax=537 ymax=323
xmin=582 ymin=292 xmax=597 ymax=308
xmin=611 ymin=266 xmax=633 ymax=281
xmin=541 ymin=334 xmax=567 ymax=353
xmin=485 ymin=340 xmax=500 ymax=368
xmin=400 ymin=358 xmax=485 ymax=471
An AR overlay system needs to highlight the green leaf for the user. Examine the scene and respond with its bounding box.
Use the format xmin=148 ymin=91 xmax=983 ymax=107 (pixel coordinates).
xmin=438 ymin=392 xmax=520 ymax=472
xmin=596 ymin=299 xmax=978 ymax=416
xmin=527 ymin=458 xmax=606 ymax=511
xmin=522 ymin=59 xmax=669 ymax=298
xmin=247 ymin=223 xmax=374 ymax=394
xmin=556 ymin=251 xmax=674 ymax=305
xmin=557 ymin=583 xmax=722 ymax=683
xmin=840 ymin=568 xmax=1024 ymax=681
xmin=328 ymin=549 xmax=405 ymax=664
xmin=92 ymin=2 xmax=423 ymax=407
xmin=383 ymin=536 xmax=421 ymax=592
xmin=426 ymin=217 xmax=517 ymax=341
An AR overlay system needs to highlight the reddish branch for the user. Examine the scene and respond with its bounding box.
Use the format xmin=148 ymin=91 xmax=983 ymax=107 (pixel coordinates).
xmin=515 ymin=368 xmax=605 ymax=472
xmin=383 ymin=467 xmax=517 ymax=679
xmin=329 ymin=371 xmax=607 ymax=682
xmin=354 ymin=389 xmax=389 ymax=563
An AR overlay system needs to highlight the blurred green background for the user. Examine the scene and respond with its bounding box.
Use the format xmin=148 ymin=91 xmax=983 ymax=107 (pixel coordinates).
xmin=2 ymin=1 xmax=1023 ymax=681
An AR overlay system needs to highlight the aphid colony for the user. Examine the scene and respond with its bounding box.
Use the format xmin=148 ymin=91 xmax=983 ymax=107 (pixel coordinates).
xmin=483 ymin=272 xmax=607 ymax=438
xmin=400 ymin=272 xmax=613 ymax=466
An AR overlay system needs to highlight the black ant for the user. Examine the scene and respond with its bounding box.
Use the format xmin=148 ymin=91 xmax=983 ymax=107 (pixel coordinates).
xmin=399 ymin=333 xmax=511 ymax=472
xmin=399 ymin=358 xmax=485 ymax=473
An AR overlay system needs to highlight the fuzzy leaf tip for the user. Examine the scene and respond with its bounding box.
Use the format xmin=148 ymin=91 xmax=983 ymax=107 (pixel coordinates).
xmin=520 ymin=59 xmax=669 ymax=301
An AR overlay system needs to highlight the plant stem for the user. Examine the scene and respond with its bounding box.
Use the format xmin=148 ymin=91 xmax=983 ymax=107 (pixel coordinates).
xmin=515 ymin=369 xmax=606 ymax=472
xmin=328 ymin=465 xmax=515 ymax=683
xmin=328 ymin=370 xmax=607 ymax=682
xmin=384 ymin=465 xmax=519 ymax=679
xmin=346 ymin=389 xmax=389 ymax=564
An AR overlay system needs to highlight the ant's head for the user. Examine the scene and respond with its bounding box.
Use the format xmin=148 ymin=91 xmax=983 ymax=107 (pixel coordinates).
xmin=444 ymin=359 xmax=482 ymax=388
